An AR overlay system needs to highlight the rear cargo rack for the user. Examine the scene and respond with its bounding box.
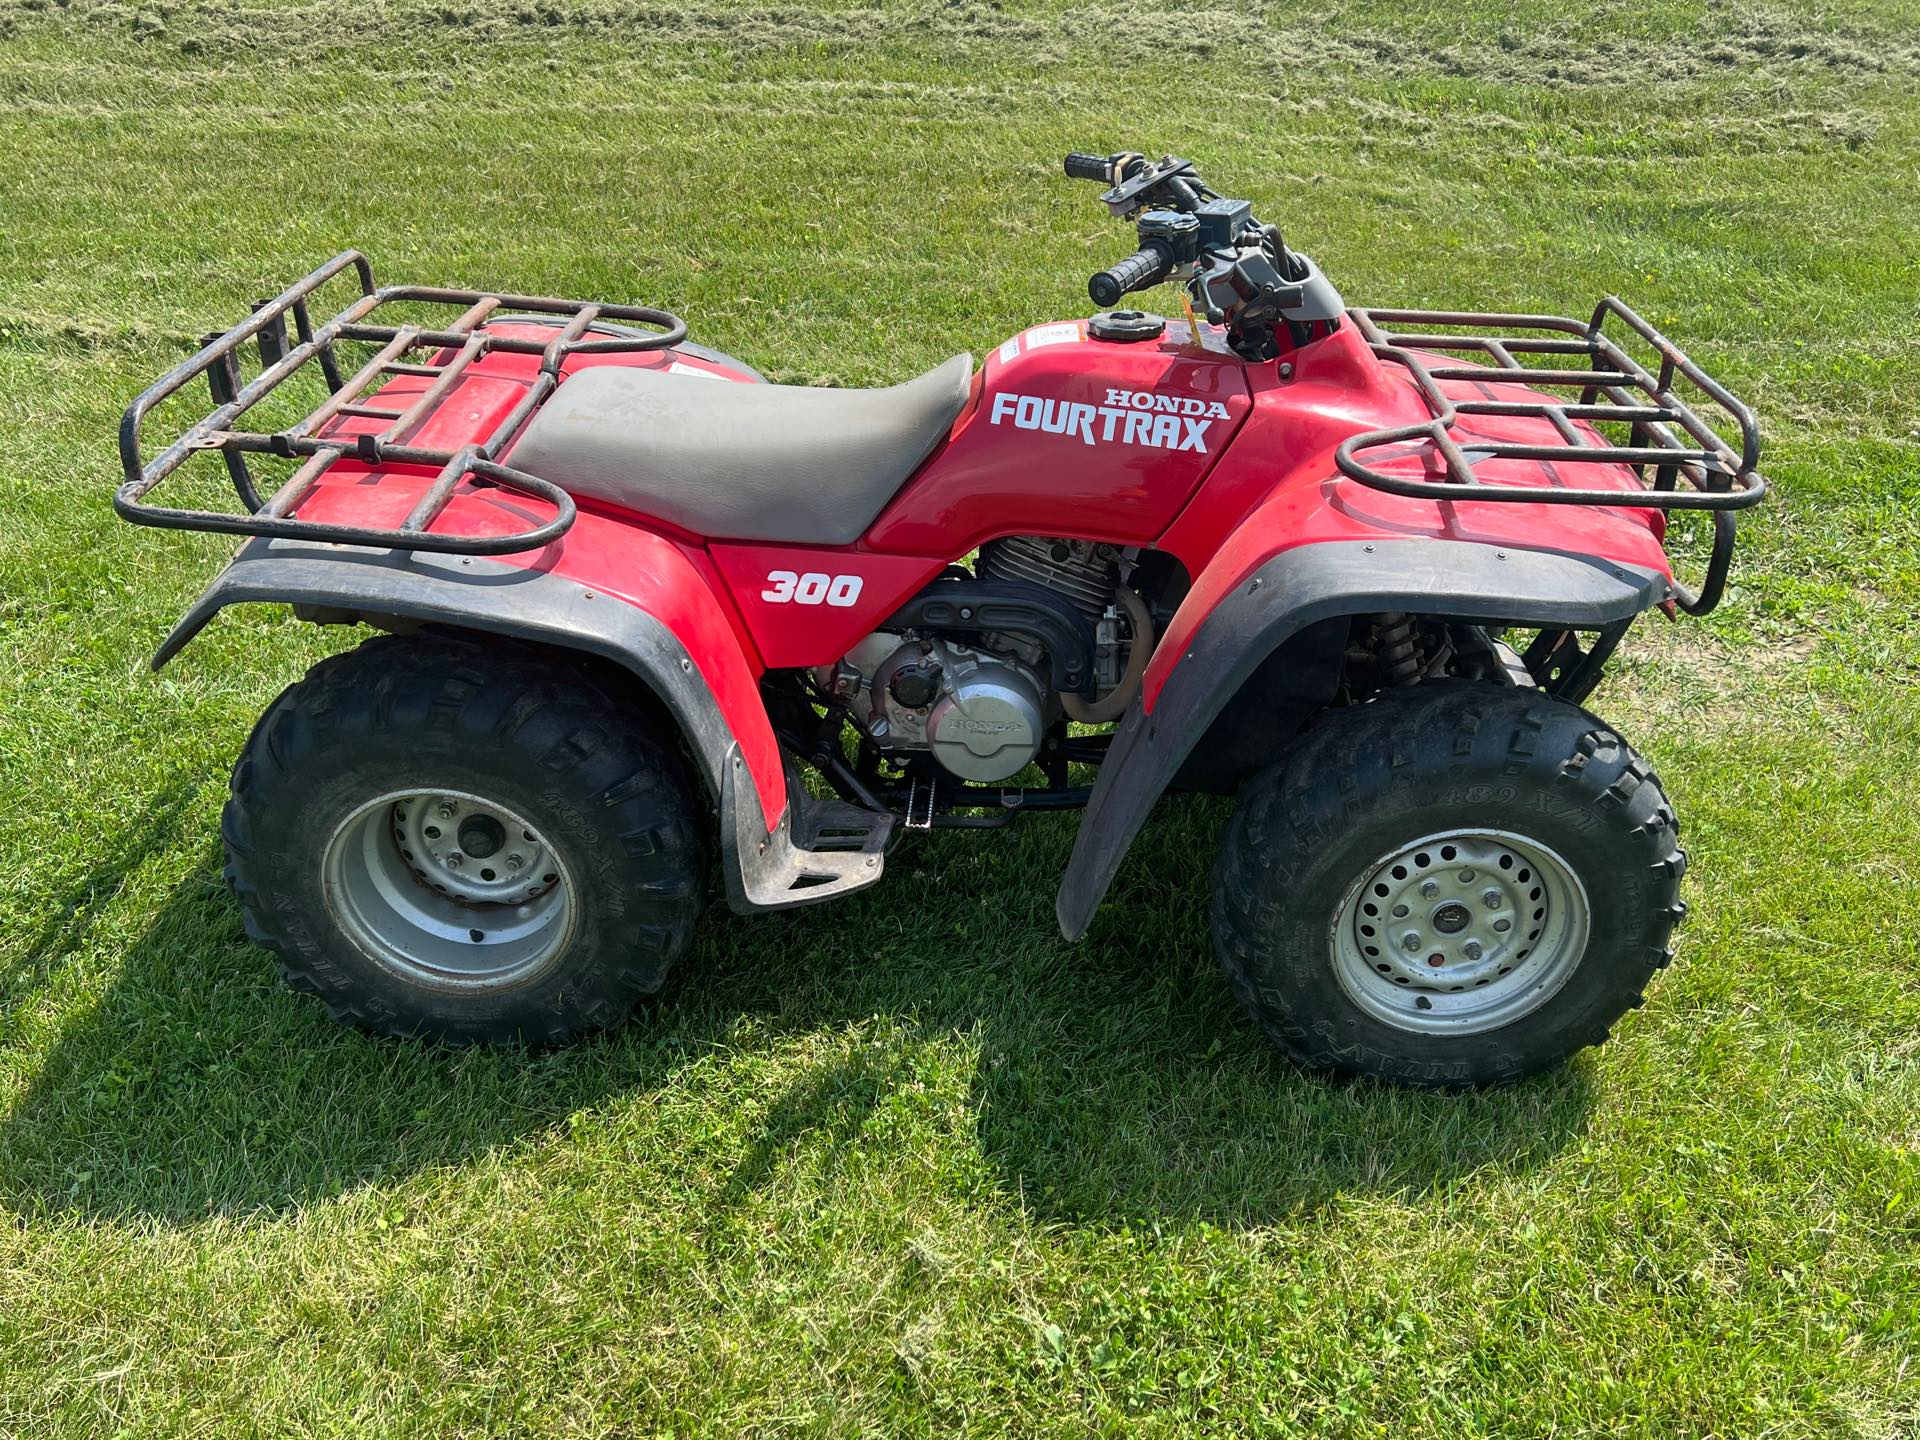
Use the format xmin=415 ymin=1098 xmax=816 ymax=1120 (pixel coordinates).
xmin=116 ymin=250 xmax=687 ymax=555
xmin=1341 ymin=300 xmax=1767 ymax=614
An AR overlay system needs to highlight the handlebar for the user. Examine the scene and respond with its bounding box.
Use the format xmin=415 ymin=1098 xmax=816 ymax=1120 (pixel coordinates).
xmin=1064 ymin=152 xmax=1117 ymax=183
xmin=1062 ymin=148 xmax=1320 ymax=352
xmin=1067 ymin=149 xmax=1197 ymax=306
xmin=1064 ymin=151 xmax=1158 ymax=188
xmin=1088 ymin=244 xmax=1174 ymax=308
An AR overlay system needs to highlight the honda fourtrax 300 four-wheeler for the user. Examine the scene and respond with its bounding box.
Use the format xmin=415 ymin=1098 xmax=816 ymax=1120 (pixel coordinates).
xmin=119 ymin=151 xmax=1766 ymax=1086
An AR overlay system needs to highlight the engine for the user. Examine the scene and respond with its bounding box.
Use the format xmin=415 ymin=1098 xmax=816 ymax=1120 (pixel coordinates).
xmin=976 ymin=535 xmax=1121 ymax=624
xmin=862 ymin=635 xmax=1049 ymax=782
xmin=978 ymin=535 xmax=1136 ymax=698
xmin=817 ymin=537 xmax=1152 ymax=785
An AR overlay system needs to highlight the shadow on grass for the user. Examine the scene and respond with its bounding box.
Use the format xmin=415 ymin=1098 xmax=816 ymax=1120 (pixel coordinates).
xmin=0 ymin=780 xmax=202 ymax=1021
xmin=0 ymin=800 xmax=1592 ymax=1228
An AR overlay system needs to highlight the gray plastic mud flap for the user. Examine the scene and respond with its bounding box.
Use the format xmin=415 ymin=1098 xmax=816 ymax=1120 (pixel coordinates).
xmin=721 ymin=759 xmax=894 ymax=911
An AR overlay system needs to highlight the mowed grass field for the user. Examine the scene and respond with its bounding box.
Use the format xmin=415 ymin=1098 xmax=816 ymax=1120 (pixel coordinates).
xmin=2 ymin=0 xmax=1919 ymax=1433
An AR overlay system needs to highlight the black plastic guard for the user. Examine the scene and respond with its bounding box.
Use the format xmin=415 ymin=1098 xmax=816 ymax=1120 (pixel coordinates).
xmin=1054 ymin=538 xmax=1672 ymax=940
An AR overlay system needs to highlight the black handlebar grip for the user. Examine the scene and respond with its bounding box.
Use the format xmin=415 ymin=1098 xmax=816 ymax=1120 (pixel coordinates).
xmin=1088 ymin=244 xmax=1173 ymax=308
xmin=1064 ymin=152 xmax=1115 ymax=183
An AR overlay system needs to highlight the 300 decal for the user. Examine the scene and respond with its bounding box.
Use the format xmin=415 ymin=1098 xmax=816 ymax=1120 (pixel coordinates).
xmin=761 ymin=570 xmax=863 ymax=607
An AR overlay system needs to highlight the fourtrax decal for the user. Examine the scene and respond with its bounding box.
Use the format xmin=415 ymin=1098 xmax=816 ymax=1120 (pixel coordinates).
xmin=987 ymin=386 xmax=1232 ymax=453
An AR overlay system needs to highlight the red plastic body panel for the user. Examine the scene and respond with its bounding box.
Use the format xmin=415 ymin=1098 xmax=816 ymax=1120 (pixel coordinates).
xmin=864 ymin=320 xmax=1252 ymax=554
xmin=1143 ymin=325 xmax=1670 ymax=709
xmin=288 ymin=312 xmax=1682 ymax=825
xmin=707 ymin=544 xmax=948 ymax=670
xmin=291 ymin=468 xmax=787 ymax=834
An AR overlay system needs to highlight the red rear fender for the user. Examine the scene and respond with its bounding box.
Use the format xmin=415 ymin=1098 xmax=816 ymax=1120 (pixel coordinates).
xmin=155 ymin=488 xmax=787 ymax=840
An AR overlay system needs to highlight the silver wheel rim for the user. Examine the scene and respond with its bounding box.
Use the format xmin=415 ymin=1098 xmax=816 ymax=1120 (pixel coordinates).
xmin=1328 ymin=828 xmax=1590 ymax=1036
xmin=322 ymin=788 xmax=575 ymax=992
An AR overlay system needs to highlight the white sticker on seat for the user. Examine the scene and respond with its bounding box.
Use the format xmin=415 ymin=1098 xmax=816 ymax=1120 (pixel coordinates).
xmin=998 ymin=336 xmax=1022 ymax=364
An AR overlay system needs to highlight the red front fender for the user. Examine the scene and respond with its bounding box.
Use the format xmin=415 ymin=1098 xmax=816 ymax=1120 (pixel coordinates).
xmin=1058 ymin=536 xmax=1675 ymax=940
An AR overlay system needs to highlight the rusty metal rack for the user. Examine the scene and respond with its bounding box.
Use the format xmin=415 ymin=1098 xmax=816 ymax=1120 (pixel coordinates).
xmin=116 ymin=250 xmax=687 ymax=555
xmin=1341 ymin=300 xmax=1768 ymax=614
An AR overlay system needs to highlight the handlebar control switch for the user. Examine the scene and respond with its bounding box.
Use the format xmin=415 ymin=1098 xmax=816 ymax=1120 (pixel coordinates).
xmin=1088 ymin=310 xmax=1167 ymax=343
xmin=1136 ymin=210 xmax=1201 ymax=266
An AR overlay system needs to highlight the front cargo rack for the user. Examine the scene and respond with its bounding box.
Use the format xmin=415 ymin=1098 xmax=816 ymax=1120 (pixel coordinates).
xmin=116 ymin=250 xmax=687 ymax=555
xmin=1341 ymin=300 xmax=1767 ymax=614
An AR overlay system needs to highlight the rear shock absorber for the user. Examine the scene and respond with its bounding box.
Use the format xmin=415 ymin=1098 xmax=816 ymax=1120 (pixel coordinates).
xmin=1374 ymin=612 xmax=1421 ymax=687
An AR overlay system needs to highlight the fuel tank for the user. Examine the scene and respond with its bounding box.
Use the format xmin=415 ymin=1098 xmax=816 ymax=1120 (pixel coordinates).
xmin=863 ymin=318 xmax=1253 ymax=554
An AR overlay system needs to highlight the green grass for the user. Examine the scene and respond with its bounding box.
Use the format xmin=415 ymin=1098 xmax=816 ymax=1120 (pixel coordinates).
xmin=2 ymin=0 xmax=1919 ymax=1433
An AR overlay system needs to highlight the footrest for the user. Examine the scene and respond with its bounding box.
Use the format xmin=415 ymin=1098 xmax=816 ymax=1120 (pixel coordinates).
xmin=721 ymin=759 xmax=891 ymax=912
xmin=792 ymin=797 xmax=896 ymax=854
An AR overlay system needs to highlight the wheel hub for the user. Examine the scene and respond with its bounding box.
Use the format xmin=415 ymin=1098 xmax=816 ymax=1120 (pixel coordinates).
xmin=458 ymin=813 xmax=506 ymax=860
xmin=391 ymin=795 xmax=559 ymax=907
xmin=322 ymin=787 xmax=575 ymax=991
xmin=1329 ymin=828 xmax=1590 ymax=1035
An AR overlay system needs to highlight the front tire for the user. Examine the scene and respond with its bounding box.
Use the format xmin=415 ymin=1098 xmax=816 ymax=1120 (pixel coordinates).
xmin=1210 ymin=683 xmax=1686 ymax=1086
xmin=224 ymin=632 xmax=707 ymax=1045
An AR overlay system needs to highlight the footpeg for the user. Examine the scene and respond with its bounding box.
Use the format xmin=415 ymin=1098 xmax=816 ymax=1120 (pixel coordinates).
xmin=905 ymin=776 xmax=936 ymax=831
xmin=722 ymin=756 xmax=891 ymax=912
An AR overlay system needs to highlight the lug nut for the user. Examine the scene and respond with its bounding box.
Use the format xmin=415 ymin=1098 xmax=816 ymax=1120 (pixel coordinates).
xmin=1464 ymin=940 xmax=1484 ymax=961
xmin=1401 ymin=931 xmax=1423 ymax=953
xmin=1420 ymin=880 xmax=1440 ymax=899
xmin=438 ymin=802 xmax=457 ymax=820
xmin=507 ymin=854 xmax=524 ymax=870
xmin=1483 ymin=889 xmax=1503 ymax=909
xmin=446 ymin=852 xmax=464 ymax=868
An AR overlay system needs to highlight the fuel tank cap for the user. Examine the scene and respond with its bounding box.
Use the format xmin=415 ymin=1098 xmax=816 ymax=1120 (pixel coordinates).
xmin=1088 ymin=310 xmax=1166 ymax=343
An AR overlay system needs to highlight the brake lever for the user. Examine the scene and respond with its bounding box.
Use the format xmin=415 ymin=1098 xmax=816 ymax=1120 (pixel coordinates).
xmin=1100 ymin=156 xmax=1199 ymax=218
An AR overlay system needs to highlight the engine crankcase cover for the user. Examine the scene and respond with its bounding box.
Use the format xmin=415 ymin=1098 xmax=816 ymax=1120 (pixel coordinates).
xmin=926 ymin=648 xmax=1045 ymax=782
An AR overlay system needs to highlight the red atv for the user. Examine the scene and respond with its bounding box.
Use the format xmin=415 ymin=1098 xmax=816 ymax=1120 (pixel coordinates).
xmin=120 ymin=150 xmax=1765 ymax=1085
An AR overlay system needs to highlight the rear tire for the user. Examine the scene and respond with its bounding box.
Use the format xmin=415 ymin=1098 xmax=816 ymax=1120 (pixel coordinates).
xmin=1210 ymin=683 xmax=1686 ymax=1086
xmin=224 ymin=632 xmax=707 ymax=1045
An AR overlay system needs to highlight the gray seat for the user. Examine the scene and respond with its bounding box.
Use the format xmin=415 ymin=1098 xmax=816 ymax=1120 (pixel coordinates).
xmin=507 ymin=353 xmax=974 ymax=544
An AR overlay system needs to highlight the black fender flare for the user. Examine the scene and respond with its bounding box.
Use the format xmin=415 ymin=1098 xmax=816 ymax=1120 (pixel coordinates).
xmin=1054 ymin=538 xmax=1673 ymax=940
xmin=153 ymin=538 xmax=857 ymax=914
